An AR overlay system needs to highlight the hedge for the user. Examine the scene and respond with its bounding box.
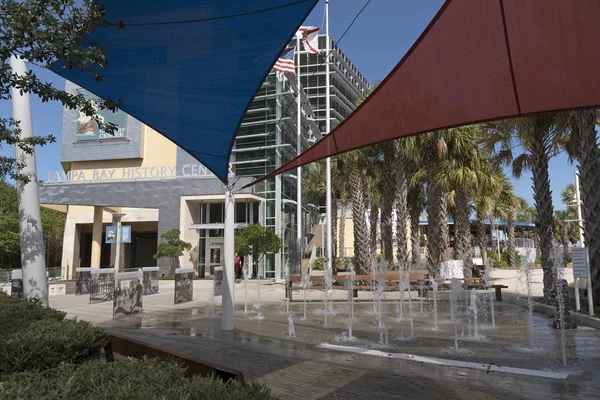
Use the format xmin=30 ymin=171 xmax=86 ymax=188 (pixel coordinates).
xmin=0 ymin=358 xmax=272 ymax=400
xmin=0 ymin=292 xmax=109 ymax=373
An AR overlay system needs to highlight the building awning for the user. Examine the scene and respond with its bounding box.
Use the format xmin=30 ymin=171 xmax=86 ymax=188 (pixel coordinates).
xmin=189 ymin=223 xmax=248 ymax=230
xmin=51 ymin=0 xmax=318 ymax=184
xmin=247 ymin=0 xmax=600 ymax=186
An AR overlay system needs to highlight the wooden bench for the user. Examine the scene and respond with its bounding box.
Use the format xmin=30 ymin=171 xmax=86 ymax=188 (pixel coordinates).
xmin=286 ymin=270 xmax=429 ymax=301
xmin=451 ymin=277 xmax=487 ymax=290
xmin=491 ymin=284 xmax=509 ymax=301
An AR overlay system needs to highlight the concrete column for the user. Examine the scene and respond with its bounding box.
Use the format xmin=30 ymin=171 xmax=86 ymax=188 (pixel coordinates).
xmin=90 ymin=207 xmax=103 ymax=268
xmin=10 ymin=56 xmax=48 ymax=305
xmin=222 ymin=190 xmax=235 ymax=331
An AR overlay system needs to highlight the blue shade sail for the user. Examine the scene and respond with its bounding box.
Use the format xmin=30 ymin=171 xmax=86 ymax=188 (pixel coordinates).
xmin=51 ymin=0 xmax=318 ymax=183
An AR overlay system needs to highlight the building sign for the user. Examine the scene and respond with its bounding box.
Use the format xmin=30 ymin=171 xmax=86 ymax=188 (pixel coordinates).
xmin=106 ymin=226 xmax=131 ymax=244
xmin=76 ymin=89 xmax=128 ymax=141
xmin=46 ymin=163 xmax=234 ymax=183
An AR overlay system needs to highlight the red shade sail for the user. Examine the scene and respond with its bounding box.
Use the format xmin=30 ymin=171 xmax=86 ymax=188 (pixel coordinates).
xmin=246 ymin=0 xmax=600 ymax=188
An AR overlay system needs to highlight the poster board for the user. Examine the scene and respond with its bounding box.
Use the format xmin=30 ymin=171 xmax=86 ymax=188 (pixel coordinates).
xmin=75 ymin=267 xmax=93 ymax=295
xmin=89 ymin=269 xmax=115 ymax=303
xmin=142 ymin=267 xmax=159 ymax=295
xmin=10 ymin=269 xmax=23 ymax=298
xmin=113 ymin=271 xmax=143 ymax=318
xmin=174 ymin=268 xmax=193 ymax=304
xmin=572 ymin=247 xmax=589 ymax=279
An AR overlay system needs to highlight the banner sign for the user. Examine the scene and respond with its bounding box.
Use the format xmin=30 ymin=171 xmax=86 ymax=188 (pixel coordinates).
xmin=174 ymin=268 xmax=193 ymax=304
xmin=76 ymin=88 xmax=127 ymax=141
xmin=105 ymin=226 xmax=131 ymax=244
xmin=10 ymin=269 xmax=23 ymax=298
xmin=142 ymin=267 xmax=159 ymax=295
xmin=572 ymin=247 xmax=589 ymax=279
xmin=75 ymin=267 xmax=93 ymax=295
xmin=113 ymin=271 xmax=143 ymax=318
xmin=89 ymin=269 xmax=115 ymax=303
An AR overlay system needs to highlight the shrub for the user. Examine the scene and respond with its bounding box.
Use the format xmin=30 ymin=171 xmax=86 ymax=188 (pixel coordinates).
xmin=311 ymin=256 xmax=326 ymax=271
xmin=486 ymin=250 xmax=521 ymax=268
xmin=0 ymin=292 xmax=65 ymax=337
xmin=0 ymin=358 xmax=272 ymax=400
xmin=0 ymin=318 xmax=109 ymax=373
xmin=0 ymin=292 xmax=109 ymax=373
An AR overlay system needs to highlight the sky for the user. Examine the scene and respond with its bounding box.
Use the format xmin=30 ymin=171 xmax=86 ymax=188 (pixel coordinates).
xmin=0 ymin=0 xmax=576 ymax=210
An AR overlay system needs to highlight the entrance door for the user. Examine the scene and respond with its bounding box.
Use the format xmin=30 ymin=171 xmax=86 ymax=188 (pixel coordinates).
xmin=208 ymin=244 xmax=223 ymax=276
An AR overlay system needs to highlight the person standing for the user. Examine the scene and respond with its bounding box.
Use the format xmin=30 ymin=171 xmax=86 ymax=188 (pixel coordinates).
xmin=234 ymin=252 xmax=242 ymax=280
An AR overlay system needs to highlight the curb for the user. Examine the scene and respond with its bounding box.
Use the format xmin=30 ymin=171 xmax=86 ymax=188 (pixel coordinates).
xmin=503 ymin=292 xmax=600 ymax=330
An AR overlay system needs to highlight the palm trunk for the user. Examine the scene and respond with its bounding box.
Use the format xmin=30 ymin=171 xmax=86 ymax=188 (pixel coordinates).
xmin=410 ymin=207 xmax=421 ymax=268
xmin=507 ymin=211 xmax=516 ymax=268
xmin=350 ymin=167 xmax=371 ymax=274
xmin=369 ymin=203 xmax=378 ymax=263
xmin=454 ymin=185 xmax=473 ymax=277
xmin=338 ymin=193 xmax=347 ymax=264
xmin=395 ymin=153 xmax=409 ymax=268
xmin=476 ymin=209 xmax=488 ymax=268
xmin=426 ymin=176 xmax=448 ymax=277
xmin=575 ymin=109 xmax=600 ymax=304
xmin=561 ymin=227 xmax=569 ymax=267
xmin=332 ymin=194 xmax=338 ymax=268
xmin=379 ymin=142 xmax=397 ymax=266
xmin=530 ymin=132 xmax=557 ymax=299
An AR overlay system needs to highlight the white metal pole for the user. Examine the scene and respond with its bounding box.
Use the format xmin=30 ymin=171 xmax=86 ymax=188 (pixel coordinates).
xmin=10 ymin=56 xmax=48 ymax=306
xmin=114 ymin=217 xmax=121 ymax=272
xmin=574 ymin=171 xmax=582 ymax=311
xmin=296 ymin=36 xmax=303 ymax=245
xmin=576 ymin=171 xmax=594 ymax=315
xmin=222 ymin=190 xmax=235 ymax=330
xmin=325 ymin=0 xmax=333 ymax=274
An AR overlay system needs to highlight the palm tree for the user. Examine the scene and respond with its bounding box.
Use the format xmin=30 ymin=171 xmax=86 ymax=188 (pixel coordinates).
xmin=483 ymin=114 xmax=568 ymax=299
xmin=491 ymin=175 xmax=517 ymax=267
xmin=407 ymin=177 xmax=426 ymax=268
xmin=565 ymin=109 xmax=600 ymax=303
xmin=395 ymin=140 xmax=410 ymax=268
xmin=435 ymin=126 xmax=494 ymax=277
xmin=404 ymin=131 xmax=452 ymax=276
xmin=506 ymin=195 xmax=528 ymax=268
xmin=337 ymin=150 xmax=371 ymax=274
xmin=554 ymin=183 xmax=580 ymax=266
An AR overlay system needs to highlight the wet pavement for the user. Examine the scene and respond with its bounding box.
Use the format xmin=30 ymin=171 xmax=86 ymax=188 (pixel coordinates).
xmin=51 ymin=280 xmax=600 ymax=399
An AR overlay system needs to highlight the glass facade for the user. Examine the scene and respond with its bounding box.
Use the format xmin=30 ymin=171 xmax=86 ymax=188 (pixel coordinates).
xmin=230 ymin=36 xmax=369 ymax=278
xmin=232 ymin=71 xmax=320 ymax=278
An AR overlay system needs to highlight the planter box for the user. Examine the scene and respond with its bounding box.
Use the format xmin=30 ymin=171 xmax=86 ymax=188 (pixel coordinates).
xmin=105 ymin=332 xmax=244 ymax=383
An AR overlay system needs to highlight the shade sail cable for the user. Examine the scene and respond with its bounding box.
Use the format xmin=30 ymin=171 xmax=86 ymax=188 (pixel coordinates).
xmin=109 ymin=0 xmax=315 ymax=26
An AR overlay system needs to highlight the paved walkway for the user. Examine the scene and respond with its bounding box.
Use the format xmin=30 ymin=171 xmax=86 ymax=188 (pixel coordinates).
xmin=48 ymin=279 xmax=600 ymax=400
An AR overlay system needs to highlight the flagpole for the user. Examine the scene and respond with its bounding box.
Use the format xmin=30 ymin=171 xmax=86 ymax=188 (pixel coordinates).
xmin=296 ymin=36 xmax=303 ymax=255
xmin=325 ymin=0 xmax=333 ymax=274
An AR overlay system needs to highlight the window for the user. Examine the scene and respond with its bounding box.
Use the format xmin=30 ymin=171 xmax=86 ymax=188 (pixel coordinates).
xmin=235 ymin=202 xmax=247 ymax=223
xmin=209 ymin=203 xmax=224 ymax=223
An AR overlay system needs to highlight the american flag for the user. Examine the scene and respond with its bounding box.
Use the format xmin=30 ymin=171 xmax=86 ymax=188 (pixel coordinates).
xmin=273 ymin=47 xmax=295 ymax=74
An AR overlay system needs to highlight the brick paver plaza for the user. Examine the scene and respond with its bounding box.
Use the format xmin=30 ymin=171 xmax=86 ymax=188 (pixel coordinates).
xmin=49 ymin=279 xmax=600 ymax=399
